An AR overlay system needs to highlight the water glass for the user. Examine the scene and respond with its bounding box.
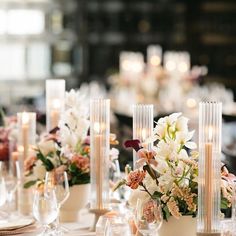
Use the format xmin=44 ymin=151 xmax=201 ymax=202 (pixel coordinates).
xmin=105 ymin=215 xmax=132 ymax=236
xmin=44 ymin=171 xmax=70 ymax=234
xmin=135 ymin=198 xmax=163 ymax=236
xmin=33 ymin=187 xmax=58 ymax=235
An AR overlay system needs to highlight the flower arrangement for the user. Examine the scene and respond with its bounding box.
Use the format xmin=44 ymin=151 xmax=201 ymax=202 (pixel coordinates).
xmin=24 ymin=89 xmax=119 ymax=188
xmin=114 ymin=113 xmax=234 ymax=221
xmin=0 ymin=112 xmax=17 ymax=162
xmin=24 ymin=89 xmax=90 ymax=188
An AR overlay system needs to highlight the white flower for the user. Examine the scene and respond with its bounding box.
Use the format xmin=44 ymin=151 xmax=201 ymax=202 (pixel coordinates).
xmin=175 ymin=130 xmax=197 ymax=149
xmin=38 ymin=140 xmax=56 ymax=156
xmin=33 ymin=161 xmax=46 ymax=180
xmin=175 ymin=116 xmax=189 ymax=133
xmin=110 ymin=148 xmax=119 ymax=161
xmin=128 ymin=189 xmax=149 ymax=208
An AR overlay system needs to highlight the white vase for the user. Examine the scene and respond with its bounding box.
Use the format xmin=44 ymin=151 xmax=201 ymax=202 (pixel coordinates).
xmin=60 ymin=183 xmax=90 ymax=222
xmin=158 ymin=216 xmax=196 ymax=236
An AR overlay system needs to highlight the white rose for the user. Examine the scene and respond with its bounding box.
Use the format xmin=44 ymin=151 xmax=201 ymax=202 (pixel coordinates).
xmin=38 ymin=140 xmax=56 ymax=156
xmin=33 ymin=161 xmax=46 ymax=180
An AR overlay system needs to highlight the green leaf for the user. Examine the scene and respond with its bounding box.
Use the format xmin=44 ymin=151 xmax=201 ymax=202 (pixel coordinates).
xmin=37 ymin=151 xmax=54 ymax=171
xmin=221 ymin=198 xmax=229 ymax=210
xmin=152 ymin=191 xmax=162 ymax=200
xmin=163 ymin=205 xmax=171 ymax=221
xmin=112 ymin=179 xmax=126 ymax=192
xmin=24 ymin=180 xmax=37 ymax=189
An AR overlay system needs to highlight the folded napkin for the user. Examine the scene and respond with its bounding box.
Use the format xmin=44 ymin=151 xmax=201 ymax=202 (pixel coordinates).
xmin=0 ymin=219 xmax=36 ymax=235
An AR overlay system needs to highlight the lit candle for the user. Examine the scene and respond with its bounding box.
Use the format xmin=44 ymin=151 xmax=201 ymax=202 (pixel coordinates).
xmin=50 ymin=98 xmax=61 ymax=129
xmin=197 ymin=102 xmax=222 ymax=236
xmin=22 ymin=112 xmax=29 ymax=161
xmin=94 ymin=122 xmax=103 ymax=209
xmin=46 ymin=79 xmax=65 ymax=132
xmin=205 ymin=126 xmax=213 ymax=232
xmin=133 ymin=104 xmax=153 ymax=168
xmin=147 ymin=45 xmax=162 ymax=68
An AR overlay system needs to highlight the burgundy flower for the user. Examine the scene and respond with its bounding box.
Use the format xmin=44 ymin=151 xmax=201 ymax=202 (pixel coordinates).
xmin=126 ymin=170 xmax=146 ymax=189
xmin=124 ymin=139 xmax=142 ymax=152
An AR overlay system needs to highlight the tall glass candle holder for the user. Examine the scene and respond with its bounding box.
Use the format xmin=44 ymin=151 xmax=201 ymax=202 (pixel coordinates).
xmin=119 ymin=51 xmax=144 ymax=83
xmin=17 ymin=112 xmax=36 ymax=215
xmin=197 ymin=102 xmax=222 ymax=236
xmin=133 ymin=104 xmax=153 ymax=169
xmin=164 ymin=51 xmax=190 ymax=77
xmin=89 ymin=99 xmax=110 ymax=230
xmin=147 ymin=45 xmax=162 ymax=68
xmin=46 ymin=79 xmax=65 ymax=132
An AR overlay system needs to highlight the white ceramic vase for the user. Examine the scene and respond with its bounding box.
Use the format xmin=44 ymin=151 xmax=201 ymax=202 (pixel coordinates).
xmin=60 ymin=183 xmax=90 ymax=222
xmin=158 ymin=216 xmax=196 ymax=236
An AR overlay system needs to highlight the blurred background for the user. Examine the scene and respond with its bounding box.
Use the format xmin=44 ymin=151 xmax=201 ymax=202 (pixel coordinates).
xmin=0 ymin=0 xmax=235 ymax=171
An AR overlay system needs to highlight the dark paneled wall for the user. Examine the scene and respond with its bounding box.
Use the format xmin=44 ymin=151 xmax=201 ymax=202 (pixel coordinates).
xmin=75 ymin=0 xmax=236 ymax=94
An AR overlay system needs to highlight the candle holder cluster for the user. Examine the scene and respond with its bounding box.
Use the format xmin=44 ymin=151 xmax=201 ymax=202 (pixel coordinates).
xmin=46 ymin=79 xmax=65 ymax=132
xmin=197 ymin=102 xmax=222 ymax=236
xmin=89 ymin=99 xmax=110 ymax=230
xmin=133 ymin=104 xmax=153 ymax=169
xmin=119 ymin=51 xmax=145 ymax=83
xmin=163 ymin=51 xmax=190 ymax=76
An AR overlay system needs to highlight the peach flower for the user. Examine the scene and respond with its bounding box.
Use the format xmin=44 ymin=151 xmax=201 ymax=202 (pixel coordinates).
xmin=71 ymin=154 xmax=90 ymax=172
xmin=126 ymin=170 xmax=146 ymax=189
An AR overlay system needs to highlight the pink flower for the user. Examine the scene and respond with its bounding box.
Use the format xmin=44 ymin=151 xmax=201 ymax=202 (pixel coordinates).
xmin=136 ymin=148 xmax=158 ymax=168
xmin=71 ymin=154 xmax=90 ymax=172
xmin=143 ymin=200 xmax=156 ymax=223
xmin=54 ymin=165 xmax=68 ymax=183
xmin=126 ymin=170 xmax=146 ymax=189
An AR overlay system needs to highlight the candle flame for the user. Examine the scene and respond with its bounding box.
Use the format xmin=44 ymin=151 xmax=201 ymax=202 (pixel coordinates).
xmin=150 ymin=56 xmax=161 ymax=66
xmin=141 ymin=129 xmax=147 ymax=141
xmin=52 ymin=99 xmax=61 ymax=109
xmin=94 ymin=122 xmax=100 ymax=133
xmin=208 ymin=126 xmax=213 ymax=142
xmin=22 ymin=112 xmax=29 ymax=125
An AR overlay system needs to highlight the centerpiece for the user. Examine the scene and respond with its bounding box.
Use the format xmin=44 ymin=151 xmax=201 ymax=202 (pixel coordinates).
xmin=24 ymin=89 xmax=91 ymax=222
xmin=114 ymin=113 xmax=234 ymax=236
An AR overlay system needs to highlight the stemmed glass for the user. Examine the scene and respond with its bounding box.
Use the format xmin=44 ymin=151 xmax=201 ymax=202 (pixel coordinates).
xmin=33 ymin=186 xmax=58 ymax=236
xmin=135 ymin=198 xmax=163 ymax=236
xmin=45 ymin=171 xmax=70 ymax=234
xmin=0 ymin=160 xmax=21 ymax=220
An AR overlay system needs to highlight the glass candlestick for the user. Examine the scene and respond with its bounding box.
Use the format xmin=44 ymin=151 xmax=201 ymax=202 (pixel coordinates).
xmin=147 ymin=45 xmax=162 ymax=68
xmin=132 ymin=104 xmax=153 ymax=169
xmin=17 ymin=112 xmax=36 ymax=216
xmin=17 ymin=112 xmax=36 ymax=166
xmin=46 ymin=79 xmax=65 ymax=132
xmin=89 ymin=99 xmax=110 ymax=230
xmin=197 ymin=102 xmax=222 ymax=236
xmin=119 ymin=51 xmax=144 ymax=83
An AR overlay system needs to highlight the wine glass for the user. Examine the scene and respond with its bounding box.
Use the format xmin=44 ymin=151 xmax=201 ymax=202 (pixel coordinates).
xmin=44 ymin=171 xmax=70 ymax=233
xmin=33 ymin=186 xmax=58 ymax=236
xmin=0 ymin=160 xmax=20 ymax=219
xmin=135 ymin=198 xmax=163 ymax=236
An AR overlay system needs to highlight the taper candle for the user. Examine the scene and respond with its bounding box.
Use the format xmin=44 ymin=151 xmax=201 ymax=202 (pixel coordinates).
xmin=197 ymin=102 xmax=222 ymax=236
xmin=133 ymin=104 xmax=153 ymax=169
xmin=46 ymin=79 xmax=65 ymax=132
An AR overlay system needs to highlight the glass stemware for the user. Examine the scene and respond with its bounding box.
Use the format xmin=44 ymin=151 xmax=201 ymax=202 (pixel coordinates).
xmin=135 ymin=198 xmax=163 ymax=236
xmin=45 ymin=171 xmax=70 ymax=234
xmin=0 ymin=160 xmax=20 ymax=220
xmin=33 ymin=186 xmax=58 ymax=236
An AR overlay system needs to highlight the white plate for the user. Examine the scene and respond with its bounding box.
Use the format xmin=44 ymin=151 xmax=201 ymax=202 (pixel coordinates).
xmin=0 ymin=218 xmax=34 ymax=231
